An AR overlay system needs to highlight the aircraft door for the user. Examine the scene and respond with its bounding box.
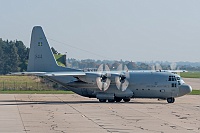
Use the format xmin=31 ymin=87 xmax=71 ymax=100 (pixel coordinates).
xmin=167 ymin=75 xmax=179 ymax=97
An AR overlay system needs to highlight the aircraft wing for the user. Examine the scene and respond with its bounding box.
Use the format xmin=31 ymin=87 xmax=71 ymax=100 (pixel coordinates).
xmin=162 ymin=70 xmax=188 ymax=73
xmin=129 ymin=70 xmax=188 ymax=73
xmin=9 ymin=69 xmax=187 ymax=77
xmin=42 ymin=72 xmax=86 ymax=76
xmin=10 ymin=71 xmax=122 ymax=77
xmin=9 ymin=71 xmax=86 ymax=76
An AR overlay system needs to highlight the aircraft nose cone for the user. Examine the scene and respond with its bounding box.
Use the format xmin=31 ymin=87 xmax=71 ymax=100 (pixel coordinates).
xmin=179 ymin=84 xmax=192 ymax=96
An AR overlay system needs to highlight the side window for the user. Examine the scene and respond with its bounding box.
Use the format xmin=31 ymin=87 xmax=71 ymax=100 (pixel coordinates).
xmin=171 ymin=83 xmax=177 ymax=87
xmin=168 ymin=76 xmax=172 ymax=81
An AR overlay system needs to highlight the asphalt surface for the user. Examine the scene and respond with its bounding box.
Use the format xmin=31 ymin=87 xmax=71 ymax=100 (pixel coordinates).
xmin=0 ymin=94 xmax=199 ymax=133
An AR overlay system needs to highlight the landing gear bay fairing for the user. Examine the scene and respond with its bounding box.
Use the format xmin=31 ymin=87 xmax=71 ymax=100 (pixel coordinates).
xmin=13 ymin=26 xmax=192 ymax=103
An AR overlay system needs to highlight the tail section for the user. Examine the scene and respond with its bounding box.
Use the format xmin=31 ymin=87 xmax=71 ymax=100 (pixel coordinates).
xmin=27 ymin=26 xmax=78 ymax=72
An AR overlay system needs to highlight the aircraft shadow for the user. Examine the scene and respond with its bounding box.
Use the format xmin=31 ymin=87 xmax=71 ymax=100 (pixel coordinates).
xmin=0 ymin=100 xmax=167 ymax=106
xmin=0 ymin=100 xmax=99 ymax=106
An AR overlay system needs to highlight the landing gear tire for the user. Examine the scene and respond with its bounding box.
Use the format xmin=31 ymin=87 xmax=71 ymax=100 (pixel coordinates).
xmin=123 ymin=98 xmax=130 ymax=102
xmin=108 ymin=99 xmax=115 ymax=103
xmin=115 ymin=97 xmax=122 ymax=102
xmin=167 ymin=97 xmax=175 ymax=103
xmin=99 ymin=99 xmax=107 ymax=102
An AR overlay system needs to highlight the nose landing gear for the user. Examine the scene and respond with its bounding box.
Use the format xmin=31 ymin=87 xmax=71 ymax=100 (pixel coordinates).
xmin=167 ymin=97 xmax=175 ymax=103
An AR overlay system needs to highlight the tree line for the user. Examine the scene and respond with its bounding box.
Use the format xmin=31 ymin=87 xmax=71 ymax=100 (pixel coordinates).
xmin=0 ymin=39 xmax=29 ymax=74
xmin=0 ymin=38 xmax=67 ymax=75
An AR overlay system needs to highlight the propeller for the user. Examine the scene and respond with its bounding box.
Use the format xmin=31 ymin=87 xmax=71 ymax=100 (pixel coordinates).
xmin=115 ymin=64 xmax=130 ymax=91
xmin=155 ymin=63 xmax=162 ymax=71
xmin=170 ymin=62 xmax=177 ymax=70
xmin=151 ymin=65 xmax=156 ymax=71
xmin=96 ymin=64 xmax=111 ymax=91
xmin=151 ymin=63 xmax=162 ymax=71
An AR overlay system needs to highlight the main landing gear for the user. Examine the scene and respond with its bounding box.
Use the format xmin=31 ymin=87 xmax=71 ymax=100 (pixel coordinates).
xmin=167 ymin=97 xmax=175 ymax=103
xmin=115 ymin=97 xmax=122 ymax=102
xmin=99 ymin=99 xmax=107 ymax=102
xmin=99 ymin=98 xmax=130 ymax=103
xmin=123 ymin=98 xmax=131 ymax=102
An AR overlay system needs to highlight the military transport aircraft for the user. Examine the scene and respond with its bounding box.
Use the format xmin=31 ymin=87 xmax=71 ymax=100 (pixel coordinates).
xmin=13 ymin=26 xmax=192 ymax=103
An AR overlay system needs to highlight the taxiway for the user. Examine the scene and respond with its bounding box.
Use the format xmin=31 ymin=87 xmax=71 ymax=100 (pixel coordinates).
xmin=0 ymin=94 xmax=199 ymax=133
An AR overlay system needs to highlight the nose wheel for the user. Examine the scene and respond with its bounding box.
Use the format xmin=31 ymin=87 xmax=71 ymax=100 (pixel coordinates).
xmin=167 ymin=97 xmax=175 ymax=103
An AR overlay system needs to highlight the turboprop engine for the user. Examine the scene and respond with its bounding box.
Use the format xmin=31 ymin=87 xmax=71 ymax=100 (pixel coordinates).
xmin=78 ymin=64 xmax=131 ymax=92
xmin=78 ymin=64 xmax=111 ymax=91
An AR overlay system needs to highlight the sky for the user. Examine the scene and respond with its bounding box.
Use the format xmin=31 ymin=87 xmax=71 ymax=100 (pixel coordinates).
xmin=0 ymin=0 xmax=200 ymax=62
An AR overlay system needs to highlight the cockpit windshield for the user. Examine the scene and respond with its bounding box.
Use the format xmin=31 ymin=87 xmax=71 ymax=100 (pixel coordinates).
xmin=175 ymin=75 xmax=185 ymax=85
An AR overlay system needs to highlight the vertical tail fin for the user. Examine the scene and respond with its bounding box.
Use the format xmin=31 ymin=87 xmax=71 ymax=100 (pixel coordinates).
xmin=27 ymin=26 xmax=59 ymax=72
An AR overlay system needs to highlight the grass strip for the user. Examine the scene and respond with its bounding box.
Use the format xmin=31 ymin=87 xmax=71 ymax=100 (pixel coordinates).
xmin=0 ymin=90 xmax=74 ymax=94
xmin=180 ymin=72 xmax=200 ymax=78
xmin=189 ymin=90 xmax=200 ymax=95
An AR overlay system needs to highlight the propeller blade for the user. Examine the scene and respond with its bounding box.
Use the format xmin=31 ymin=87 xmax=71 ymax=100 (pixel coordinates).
xmin=97 ymin=64 xmax=104 ymax=72
xmin=96 ymin=77 xmax=110 ymax=91
xmin=117 ymin=64 xmax=123 ymax=71
xmin=151 ymin=65 xmax=155 ymax=71
xmin=115 ymin=77 xmax=129 ymax=91
xmin=155 ymin=63 xmax=162 ymax=71
xmin=170 ymin=62 xmax=177 ymax=70
xmin=117 ymin=64 xmax=129 ymax=72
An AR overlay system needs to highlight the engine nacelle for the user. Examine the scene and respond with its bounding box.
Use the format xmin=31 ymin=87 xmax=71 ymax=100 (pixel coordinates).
xmin=78 ymin=73 xmax=98 ymax=84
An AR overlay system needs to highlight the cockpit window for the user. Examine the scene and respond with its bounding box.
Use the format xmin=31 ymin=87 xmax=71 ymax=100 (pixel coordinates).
xmin=175 ymin=75 xmax=185 ymax=85
xmin=168 ymin=76 xmax=176 ymax=81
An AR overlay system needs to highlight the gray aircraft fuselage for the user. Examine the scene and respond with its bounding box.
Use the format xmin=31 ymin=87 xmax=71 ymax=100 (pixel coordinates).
xmin=48 ymin=71 xmax=191 ymax=101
